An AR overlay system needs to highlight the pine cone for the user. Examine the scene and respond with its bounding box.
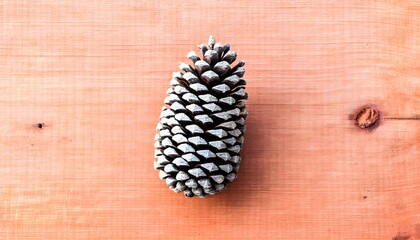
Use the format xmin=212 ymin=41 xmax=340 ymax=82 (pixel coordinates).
xmin=154 ymin=36 xmax=248 ymax=198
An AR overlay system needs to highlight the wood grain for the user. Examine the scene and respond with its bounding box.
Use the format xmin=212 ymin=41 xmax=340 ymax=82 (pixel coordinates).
xmin=0 ymin=0 xmax=419 ymax=239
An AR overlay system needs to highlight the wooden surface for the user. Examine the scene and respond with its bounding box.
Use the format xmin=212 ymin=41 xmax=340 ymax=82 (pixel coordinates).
xmin=0 ymin=1 xmax=419 ymax=239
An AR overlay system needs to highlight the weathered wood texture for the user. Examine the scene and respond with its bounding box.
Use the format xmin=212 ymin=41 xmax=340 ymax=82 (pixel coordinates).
xmin=0 ymin=1 xmax=419 ymax=239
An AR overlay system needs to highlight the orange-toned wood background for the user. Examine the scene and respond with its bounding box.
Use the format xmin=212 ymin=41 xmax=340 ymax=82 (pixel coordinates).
xmin=0 ymin=1 xmax=419 ymax=239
